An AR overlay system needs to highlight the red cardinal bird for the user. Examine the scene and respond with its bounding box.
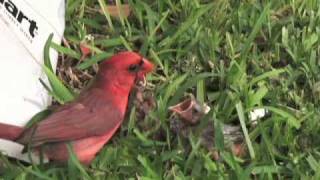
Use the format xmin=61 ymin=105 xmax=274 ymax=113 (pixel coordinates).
xmin=0 ymin=51 xmax=154 ymax=164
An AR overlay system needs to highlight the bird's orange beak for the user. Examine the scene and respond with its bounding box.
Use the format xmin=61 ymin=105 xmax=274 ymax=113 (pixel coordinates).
xmin=141 ymin=58 xmax=154 ymax=73
xmin=135 ymin=58 xmax=154 ymax=87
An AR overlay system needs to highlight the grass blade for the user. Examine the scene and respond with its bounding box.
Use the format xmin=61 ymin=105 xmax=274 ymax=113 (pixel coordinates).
xmin=236 ymin=102 xmax=255 ymax=159
xmin=77 ymin=52 xmax=113 ymax=70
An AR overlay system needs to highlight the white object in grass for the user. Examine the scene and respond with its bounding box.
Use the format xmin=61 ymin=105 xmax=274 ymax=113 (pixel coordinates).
xmin=249 ymin=108 xmax=268 ymax=123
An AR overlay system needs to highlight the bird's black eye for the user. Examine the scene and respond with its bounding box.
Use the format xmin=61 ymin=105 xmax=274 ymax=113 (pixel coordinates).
xmin=128 ymin=59 xmax=144 ymax=72
xmin=128 ymin=64 xmax=140 ymax=72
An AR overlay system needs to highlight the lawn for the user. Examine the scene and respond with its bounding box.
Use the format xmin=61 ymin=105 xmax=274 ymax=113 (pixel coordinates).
xmin=1 ymin=0 xmax=320 ymax=179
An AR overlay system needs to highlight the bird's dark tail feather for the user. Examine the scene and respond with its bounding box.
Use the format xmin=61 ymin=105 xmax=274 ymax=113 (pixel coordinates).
xmin=0 ymin=123 xmax=23 ymax=141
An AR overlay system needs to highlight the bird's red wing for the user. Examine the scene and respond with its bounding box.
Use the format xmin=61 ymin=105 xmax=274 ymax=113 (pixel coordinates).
xmin=17 ymin=88 xmax=124 ymax=146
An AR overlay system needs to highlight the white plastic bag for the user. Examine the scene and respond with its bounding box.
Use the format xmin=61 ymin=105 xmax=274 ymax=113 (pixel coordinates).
xmin=0 ymin=0 xmax=65 ymax=162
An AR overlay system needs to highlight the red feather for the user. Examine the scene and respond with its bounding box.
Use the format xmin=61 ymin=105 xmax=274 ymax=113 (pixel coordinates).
xmin=17 ymin=88 xmax=123 ymax=146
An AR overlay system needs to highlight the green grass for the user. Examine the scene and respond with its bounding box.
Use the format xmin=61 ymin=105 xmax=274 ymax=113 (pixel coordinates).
xmin=2 ymin=0 xmax=320 ymax=179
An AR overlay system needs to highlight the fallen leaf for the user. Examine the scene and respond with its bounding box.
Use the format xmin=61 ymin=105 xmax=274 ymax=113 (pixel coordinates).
xmin=100 ymin=4 xmax=131 ymax=18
